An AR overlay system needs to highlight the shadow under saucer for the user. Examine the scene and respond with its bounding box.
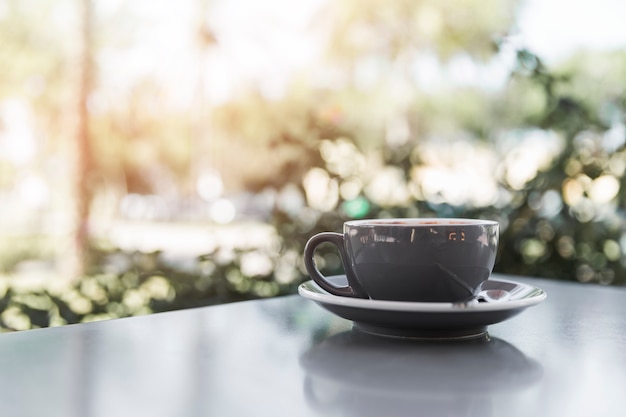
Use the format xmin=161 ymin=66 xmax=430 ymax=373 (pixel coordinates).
xmin=300 ymin=330 xmax=543 ymax=417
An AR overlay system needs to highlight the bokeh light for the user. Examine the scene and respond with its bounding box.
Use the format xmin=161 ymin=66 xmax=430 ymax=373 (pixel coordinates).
xmin=2 ymin=0 xmax=626 ymax=333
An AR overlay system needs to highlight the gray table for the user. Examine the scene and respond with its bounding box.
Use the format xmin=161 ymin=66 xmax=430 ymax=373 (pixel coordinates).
xmin=0 ymin=274 xmax=624 ymax=417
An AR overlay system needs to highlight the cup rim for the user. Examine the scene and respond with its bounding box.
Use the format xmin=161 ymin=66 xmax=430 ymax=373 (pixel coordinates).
xmin=344 ymin=218 xmax=498 ymax=227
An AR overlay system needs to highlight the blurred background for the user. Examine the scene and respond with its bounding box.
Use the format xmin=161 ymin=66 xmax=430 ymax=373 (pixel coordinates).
xmin=1 ymin=0 xmax=626 ymax=331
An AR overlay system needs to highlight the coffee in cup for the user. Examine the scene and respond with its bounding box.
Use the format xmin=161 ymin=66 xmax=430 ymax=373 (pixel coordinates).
xmin=303 ymin=218 xmax=499 ymax=303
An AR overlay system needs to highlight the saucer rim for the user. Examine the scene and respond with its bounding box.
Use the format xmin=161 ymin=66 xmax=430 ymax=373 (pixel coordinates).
xmin=298 ymin=276 xmax=546 ymax=313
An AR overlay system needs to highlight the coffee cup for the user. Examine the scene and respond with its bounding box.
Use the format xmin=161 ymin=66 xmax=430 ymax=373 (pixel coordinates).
xmin=303 ymin=218 xmax=499 ymax=303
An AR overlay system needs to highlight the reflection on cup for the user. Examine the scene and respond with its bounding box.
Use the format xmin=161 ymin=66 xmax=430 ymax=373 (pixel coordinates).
xmin=300 ymin=331 xmax=543 ymax=417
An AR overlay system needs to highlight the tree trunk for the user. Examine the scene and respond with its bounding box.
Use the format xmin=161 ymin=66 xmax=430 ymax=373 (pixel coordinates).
xmin=62 ymin=0 xmax=93 ymax=281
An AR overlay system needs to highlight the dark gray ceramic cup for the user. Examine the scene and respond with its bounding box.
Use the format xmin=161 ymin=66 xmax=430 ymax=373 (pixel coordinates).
xmin=304 ymin=218 xmax=499 ymax=303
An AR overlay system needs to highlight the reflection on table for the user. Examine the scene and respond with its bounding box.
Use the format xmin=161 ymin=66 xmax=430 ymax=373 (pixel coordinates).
xmin=0 ymin=275 xmax=623 ymax=417
xmin=301 ymin=330 xmax=542 ymax=417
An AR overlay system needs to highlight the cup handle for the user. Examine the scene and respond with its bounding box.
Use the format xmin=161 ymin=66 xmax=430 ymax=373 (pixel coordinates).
xmin=304 ymin=232 xmax=368 ymax=298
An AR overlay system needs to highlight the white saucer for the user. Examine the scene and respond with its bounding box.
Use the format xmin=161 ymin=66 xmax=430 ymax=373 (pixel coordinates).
xmin=298 ymin=275 xmax=546 ymax=339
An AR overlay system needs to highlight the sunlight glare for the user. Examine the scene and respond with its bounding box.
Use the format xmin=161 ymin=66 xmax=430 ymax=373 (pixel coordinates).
xmin=0 ymin=99 xmax=37 ymax=164
xmin=500 ymin=130 xmax=564 ymax=190
xmin=303 ymin=168 xmax=339 ymax=211
xmin=518 ymin=0 xmax=626 ymax=64
xmin=210 ymin=198 xmax=236 ymax=224
xmin=589 ymin=175 xmax=620 ymax=204
xmin=411 ymin=140 xmax=499 ymax=207
xmin=18 ymin=175 xmax=50 ymax=208
xmin=364 ymin=166 xmax=410 ymax=207
xmin=240 ymin=251 xmax=274 ymax=277
xmin=197 ymin=171 xmax=224 ymax=201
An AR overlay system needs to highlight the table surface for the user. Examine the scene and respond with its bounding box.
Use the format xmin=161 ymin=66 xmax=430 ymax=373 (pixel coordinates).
xmin=0 ymin=274 xmax=625 ymax=417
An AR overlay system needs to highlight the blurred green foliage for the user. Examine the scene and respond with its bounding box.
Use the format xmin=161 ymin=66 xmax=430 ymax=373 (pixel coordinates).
xmin=2 ymin=0 xmax=626 ymax=332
